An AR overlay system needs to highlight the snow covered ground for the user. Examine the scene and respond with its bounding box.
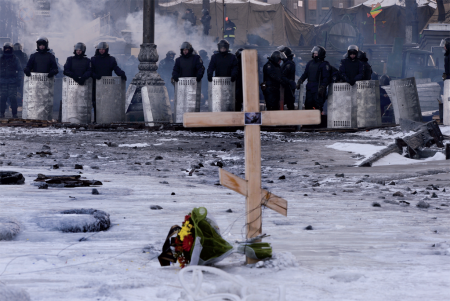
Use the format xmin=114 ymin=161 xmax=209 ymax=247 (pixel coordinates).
xmin=1 ymin=126 xmax=450 ymax=300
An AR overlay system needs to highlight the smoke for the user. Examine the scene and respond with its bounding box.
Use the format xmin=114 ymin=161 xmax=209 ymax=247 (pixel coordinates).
xmin=125 ymin=11 xmax=219 ymax=61
xmin=11 ymin=0 xmax=109 ymax=63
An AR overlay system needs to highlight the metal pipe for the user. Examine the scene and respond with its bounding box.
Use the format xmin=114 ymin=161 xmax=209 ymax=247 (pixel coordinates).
xmin=223 ymin=0 xmax=225 ymax=39
xmin=143 ymin=0 xmax=154 ymax=44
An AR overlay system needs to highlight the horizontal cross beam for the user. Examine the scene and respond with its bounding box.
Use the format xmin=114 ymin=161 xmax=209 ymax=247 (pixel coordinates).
xmin=183 ymin=110 xmax=321 ymax=128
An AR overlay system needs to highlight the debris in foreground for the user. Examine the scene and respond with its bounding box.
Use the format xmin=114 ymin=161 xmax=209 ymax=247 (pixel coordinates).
xmin=34 ymin=174 xmax=102 ymax=187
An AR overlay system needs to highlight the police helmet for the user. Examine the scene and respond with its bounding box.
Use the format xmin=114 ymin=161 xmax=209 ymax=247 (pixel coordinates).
xmin=180 ymin=41 xmax=193 ymax=55
xmin=198 ymin=50 xmax=207 ymax=57
xmin=36 ymin=36 xmax=49 ymax=49
xmin=357 ymin=50 xmax=368 ymax=62
xmin=74 ymin=42 xmax=87 ymax=55
xmin=311 ymin=46 xmax=326 ymax=59
xmin=166 ymin=50 xmax=176 ymax=58
xmin=186 ymin=8 xmax=193 ymax=13
xmin=235 ymin=48 xmax=244 ymax=59
xmin=379 ymin=74 xmax=391 ymax=86
xmin=277 ymin=45 xmax=294 ymax=59
xmin=217 ymin=39 xmax=230 ymax=52
xmin=13 ymin=43 xmax=23 ymax=52
xmin=347 ymin=45 xmax=359 ymax=57
xmin=269 ymin=51 xmax=286 ymax=64
xmin=96 ymin=42 xmax=109 ymax=55
xmin=3 ymin=42 xmax=13 ymax=52
xmin=202 ymin=9 xmax=209 ymax=15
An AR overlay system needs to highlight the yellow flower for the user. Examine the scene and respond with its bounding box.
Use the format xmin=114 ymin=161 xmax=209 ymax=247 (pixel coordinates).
xmin=179 ymin=221 xmax=193 ymax=241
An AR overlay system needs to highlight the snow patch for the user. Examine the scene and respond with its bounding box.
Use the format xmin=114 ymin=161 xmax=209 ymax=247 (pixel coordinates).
xmin=372 ymin=152 xmax=446 ymax=166
xmin=0 ymin=218 xmax=20 ymax=241
xmin=326 ymin=143 xmax=385 ymax=158
xmin=255 ymin=252 xmax=299 ymax=269
xmin=118 ymin=143 xmax=149 ymax=148
xmin=0 ymin=285 xmax=30 ymax=301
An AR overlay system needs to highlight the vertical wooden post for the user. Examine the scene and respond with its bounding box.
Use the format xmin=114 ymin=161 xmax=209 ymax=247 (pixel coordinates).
xmin=242 ymin=50 xmax=262 ymax=263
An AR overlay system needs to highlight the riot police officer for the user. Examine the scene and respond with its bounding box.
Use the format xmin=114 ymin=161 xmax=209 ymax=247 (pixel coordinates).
xmin=235 ymin=48 xmax=244 ymax=112
xmin=63 ymin=43 xmax=91 ymax=85
xmin=13 ymin=43 xmax=27 ymax=69
xmin=296 ymin=46 xmax=330 ymax=111
xmin=91 ymin=42 xmax=127 ymax=122
xmin=339 ymin=45 xmax=364 ymax=86
xmin=172 ymin=42 xmax=204 ymax=83
xmin=278 ymin=46 xmax=296 ymax=110
xmin=207 ymin=40 xmax=238 ymax=82
xmin=443 ymin=38 xmax=450 ymax=80
xmin=357 ymin=50 xmax=372 ymax=81
xmin=198 ymin=50 xmax=210 ymax=105
xmin=0 ymin=43 xmax=22 ymax=118
xmin=182 ymin=9 xmax=197 ymax=36
xmin=201 ymin=9 xmax=211 ymax=36
xmin=262 ymin=51 xmax=284 ymax=111
xmin=24 ymin=37 xmax=59 ymax=78
xmin=158 ymin=50 xmax=176 ymax=100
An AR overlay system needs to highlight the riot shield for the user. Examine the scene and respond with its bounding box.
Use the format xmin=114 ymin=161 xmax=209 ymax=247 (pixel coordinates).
xmin=208 ymin=77 xmax=235 ymax=112
xmin=443 ymin=80 xmax=450 ymax=125
xmin=22 ymin=73 xmax=55 ymax=120
xmin=327 ymin=83 xmax=356 ymax=128
xmin=174 ymin=77 xmax=201 ymax=123
xmin=62 ymin=77 xmax=93 ymax=124
xmin=95 ymin=76 xmax=126 ymax=124
xmin=53 ymin=78 xmax=63 ymax=113
xmin=355 ymin=80 xmax=382 ymax=128
xmin=141 ymin=85 xmax=173 ymax=124
xmin=389 ymin=77 xmax=422 ymax=123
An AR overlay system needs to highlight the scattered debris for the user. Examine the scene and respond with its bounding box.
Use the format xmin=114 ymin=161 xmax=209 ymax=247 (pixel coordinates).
xmin=75 ymin=164 xmax=83 ymax=169
xmin=226 ymin=209 xmax=233 ymax=213
xmin=38 ymin=183 xmax=48 ymax=189
xmin=34 ymin=174 xmax=102 ymax=188
xmin=384 ymin=200 xmax=399 ymax=205
xmin=92 ymin=189 xmax=99 ymax=195
xmin=304 ymin=225 xmax=313 ymax=230
xmin=388 ymin=181 xmax=396 ymax=185
xmin=150 ymin=205 xmax=163 ymax=210
xmin=431 ymin=192 xmax=438 ymax=198
xmin=160 ymin=181 xmax=169 ymax=184
xmin=399 ymin=200 xmax=410 ymax=205
xmin=393 ymin=191 xmax=404 ymax=197
xmin=417 ymin=201 xmax=430 ymax=209
xmin=279 ymin=175 xmax=286 ymax=180
xmin=171 ymin=192 xmax=176 ymax=195
xmin=0 ymin=218 xmax=20 ymax=241
xmin=155 ymin=156 xmax=163 ymax=160
xmin=52 ymin=164 xmax=59 ymax=169
xmin=372 ymin=202 xmax=381 ymax=207
xmin=0 ymin=171 xmax=25 ymax=185
xmin=335 ymin=173 xmax=344 ymax=178
xmin=314 ymin=162 xmax=320 ymax=166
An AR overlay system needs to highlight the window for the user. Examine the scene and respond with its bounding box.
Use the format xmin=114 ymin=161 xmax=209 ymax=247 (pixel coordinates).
xmin=298 ymin=1 xmax=303 ymax=7
xmin=294 ymin=3 xmax=298 ymax=9
xmin=339 ymin=3 xmax=344 ymax=8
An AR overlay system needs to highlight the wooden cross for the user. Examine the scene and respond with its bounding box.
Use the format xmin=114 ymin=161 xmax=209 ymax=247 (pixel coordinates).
xmin=183 ymin=50 xmax=321 ymax=262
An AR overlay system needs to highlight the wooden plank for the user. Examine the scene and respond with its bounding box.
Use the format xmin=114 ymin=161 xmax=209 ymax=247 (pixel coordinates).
xmin=183 ymin=112 xmax=244 ymax=128
xmin=220 ymin=169 xmax=287 ymax=216
xmin=260 ymin=190 xmax=288 ymax=216
xmin=262 ymin=110 xmax=321 ymax=126
xmin=219 ymin=168 xmax=247 ymax=196
xmin=242 ymin=50 xmax=260 ymax=113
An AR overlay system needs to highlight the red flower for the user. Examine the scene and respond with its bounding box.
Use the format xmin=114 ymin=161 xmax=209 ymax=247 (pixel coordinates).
xmin=182 ymin=234 xmax=194 ymax=252
xmin=185 ymin=215 xmax=191 ymax=222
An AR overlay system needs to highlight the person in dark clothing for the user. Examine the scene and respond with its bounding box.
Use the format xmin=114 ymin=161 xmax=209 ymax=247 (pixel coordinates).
xmin=63 ymin=42 xmax=91 ymax=85
xmin=235 ymin=48 xmax=244 ymax=112
xmin=223 ymin=17 xmax=237 ymax=47
xmin=198 ymin=50 xmax=210 ymax=105
xmin=442 ymin=38 xmax=450 ymax=80
xmin=278 ymin=46 xmax=296 ymax=110
xmin=158 ymin=50 xmax=176 ymax=101
xmin=207 ymin=40 xmax=238 ymax=81
xmin=91 ymin=42 xmax=127 ymax=122
xmin=379 ymin=74 xmax=392 ymax=116
xmin=13 ymin=43 xmax=27 ymax=106
xmin=339 ymin=45 xmax=364 ymax=86
xmin=182 ymin=9 xmax=197 ymax=36
xmin=0 ymin=43 xmax=22 ymax=118
xmin=296 ymin=46 xmax=330 ymax=111
xmin=357 ymin=50 xmax=372 ymax=81
xmin=24 ymin=37 xmax=59 ymax=78
xmin=263 ymin=51 xmax=284 ymax=111
xmin=172 ymin=42 xmax=205 ymax=83
xmin=200 ymin=9 xmax=211 ymax=36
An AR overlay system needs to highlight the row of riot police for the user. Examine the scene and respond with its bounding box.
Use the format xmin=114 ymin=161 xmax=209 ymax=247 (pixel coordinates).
xmin=0 ymin=37 xmax=127 ymax=121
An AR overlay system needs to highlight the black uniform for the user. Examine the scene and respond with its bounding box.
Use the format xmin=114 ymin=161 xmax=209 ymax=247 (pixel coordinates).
xmin=158 ymin=52 xmax=176 ymax=100
xmin=0 ymin=47 xmax=22 ymax=117
xmin=445 ymin=49 xmax=450 ymax=79
xmin=182 ymin=10 xmax=197 ymax=36
xmin=63 ymin=54 xmax=91 ymax=85
xmin=199 ymin=50 xmax=210 ymax=105
xmin=13 ymin=48 xmax=28 ymax=105
xmin=358 ymin=51 xmax=373 ymax=81
xmin=24 ymin=50 xmax=58 ymax=77
xmin=263 ymin=57 xmax=282 ymax=111
xmin=207 ymin=51 xmax=238 ymax=81
xmin=91 ymin=50 xmax=126 ymax=79
xmin=172 ymin=50 xmax=204 ymax=82
xmin=281 ymin=58 xmax=296 ymax=110
xmin=201 ymin=10 xmax=211 ymax=36
xmin=339 ymin=58 xmax=364 ymax=85
xmin=235 ymin=48 xmax=244 ymax=112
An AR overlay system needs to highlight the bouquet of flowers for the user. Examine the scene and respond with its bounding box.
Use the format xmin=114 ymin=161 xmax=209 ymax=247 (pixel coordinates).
xmin=158 ymin=207 xmax=272 ymax=268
